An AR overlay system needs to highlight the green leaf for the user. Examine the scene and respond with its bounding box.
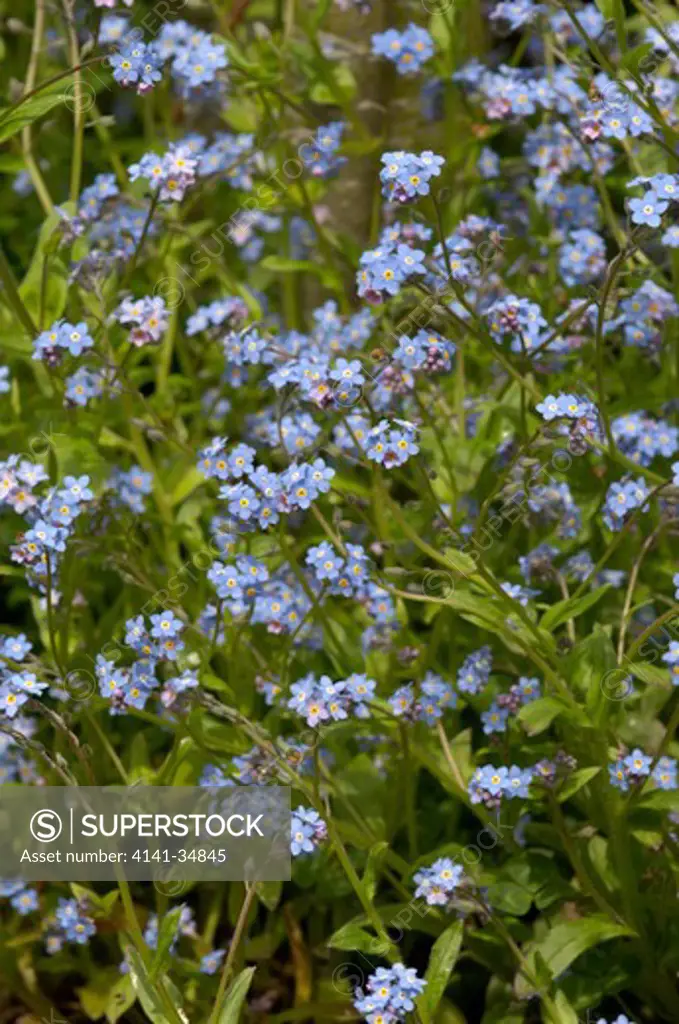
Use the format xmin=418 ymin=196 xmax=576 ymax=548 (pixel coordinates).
xmin=170 ymin=466 xmax=205 ymax=507
xmin=441 ymin=547 xmax=478 ymax=578
xmin=70 ymin=882 xmax=119 ymax=916
xmin=216 ymin=965 xmax=256 ymax=1024
xmin=95 ymin=890 xmax=121 ymax=917
xmin=124 ymin=946 xmax=184 ymax=1024
xmin=260 ymin=255 xmax=341 ymax=289
xmin=570 ymin=625 xmax=617 ymax=719
xmin=588 ymin=836 xmax=618 ymax=892
xmin=105 ymin=975 xmax=136 ymax=1023
xmin=515 ymin=915 xmax=635 ymax=998
xmin=557 ymin=766 xmax=602 ymax=803
xmin=629 ymin=661 xmax=670 ymax=687
xmin=551 ymin=989 xmax=580 ymax=1024
xmin=638 ymin=789 xmax=679 ymax=812
xmin=518 ymin=697 xmax=563 ymax=736
xmin=620 ymin=42 xmax=654 ymax=71
xmin=309 ymin=63 xmax=356 ymax=104
xmin=0 ymin=93 xmax=71 ymax=144
xmin=18 ymin=208 xmax=69 ymax=325
xmin=362 ymin=841 xmax=389 ymax=901
xmin=78 ymin=971 xmax=125 ymax=1021
xmin=327 ymin=920 xmax=386 ymax=954
xmin=255 ymin=879 xmax=282 ymax=911
xmin=150 ymin=906 xmax=186 ymax=980
xmin=487 ymin=881 xmax=533 ymax=916
xmin=593 ymin=0 xmax=614 ymax=19
xmin=417 ymin=920 xmax=464 ymax=1024
xmin=539 ymin=585 xmax=610 ymax=632
xmin=350 ymin=902 xmax=441 ymax=939
xmin=0 ymin=155 xmax=25 ymax=173
xmin=310 ymin=0 xmax=333 ymax=26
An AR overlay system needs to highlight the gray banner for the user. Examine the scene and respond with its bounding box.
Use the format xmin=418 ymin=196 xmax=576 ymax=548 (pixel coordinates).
xmin=0 ymin=785 xmax=291 ymax=881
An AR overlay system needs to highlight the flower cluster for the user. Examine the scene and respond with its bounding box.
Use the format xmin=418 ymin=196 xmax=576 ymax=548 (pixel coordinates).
xmin=482 ymin=677 xmax=541 ymax=735
xmin=33 ymin=319 xmax=94 ymax=363
xmin=469 ymin=764 xmax=535 ymax=807
xmin=45 ymin=898 xmax=96 ymax=952
xmin=302 ymin=122 xmax=346 ymax=178
xmin=353 ymin=963 xmax=426 ymax=1021
xmin=457 ymin=647 xmax=493 ymax=695
xmin=6 ymin=474 xmax=92 ymax=599
xmin=536 ymin=393 xmax=602 ymax=446
xmin=108 ymin=37 xmax=164 ymax=94
xmin=120 ymin=906 xmax=197 ymax=973
xmin=527 ymin=480 xmax=582 ymax=539
xmin=602 ymin=477 xmax=650 ymax=532
xmin=628 ymin=174 xmax=679 ymax=231
xmin=156 ymin=21 xmax=228 ymax=95
xmin=0 ymin=715 xmax=41 ymax=783
xmin=595 ymin=1016 xmax=635 ymax=1024
xmin=291 ymin=806 xmax=327 ymax=856
xmin=94 ymin=611 xmax=192 ymax=714
xmin=0 ymin=633 xmax=46 ymax=718
xmin=115 ymin=296 xmax=169 ymax=347
xmin=371 ymin=24 xmax=434 ymax=75
xmin=609 ymin=749 xmax=677 ymax=792
xmin=612 ymin=412 xmax=679 ymax=467
xmin=364 ymin=419 xmax=420 ymax=468
xmin=0 ymin=880 xmax=39 ymax=916
xmin=413 ymin=856 xmax=464 ymax=906
xmin=107 ymin=466 xmax=153 ymax=514
xmin=198 ymin=439 xmax=335 ymax=528
xmin=357 ymin=238 xmax=427 ymax=302
xmin=388 ymin=672 xmax=456 ymax=723
xmin=128 ymin=143 xmax=197 ymax=202
xmin=379 ymin=151 xmax=444 ymax=203
xmin=287 ymin=672 xmax=376 ymax=726
xmin=487 ymin=294 xmax=547 ymax=354
xmin=186 ymin=297 xmax=249 ymax=337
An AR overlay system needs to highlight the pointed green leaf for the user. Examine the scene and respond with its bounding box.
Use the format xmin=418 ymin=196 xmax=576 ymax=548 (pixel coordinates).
xmin=105 ymin=975 xmax=136 ymax=1023
xmin=216 ymin=965 xmax=256 ymax=1024
xmin=125 ymin=947 xmax=173 ymax=1024
xmin=540 ymin=585 xmax=610 ymax=633
xmin=150 ymin=905 xmax=185 ymax=980
xmin=518 ymin=697 xmax=563 ymax=736
xmin=417 ymin=920 xmax=464 ymax=1024
xmin=362 ymin=841 xmax=389 ymax=901
xmin=327 ymin=920 xmax=386 ymax=954
xmin=557 ymin=766 xmax=602 ymax=803
xmin=0 ymin=93 xmax=71 ymax=144
xmin=515 ymin=915 xmax=635 ymax=998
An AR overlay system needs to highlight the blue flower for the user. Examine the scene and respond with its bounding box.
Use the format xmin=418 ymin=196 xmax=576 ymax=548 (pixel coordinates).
xmin=629 ymin=191 xmax=669 ymax=227
xmin=372 ymin=24 xmax=434 ymax=75
xmin=458 ymin=647 xmax=492 ymax=695
xmin=354 ymin=962 xmax=426 ymax=1021
xmin=481 ymin=703 xmax=509 ymax=735
xmin=54 ymin=898 xmax=96 ymax=944
xmin=330 ymin=358 xmax=365 ymax=387
xmin=200 ymin=949 xmax=226 ymax=974
xmin=11 ymin=887 xmax=39 ymax=915
xmin=379 ymin=150 xmax=444 ymax=203
xmin=291 ymin=806 xmax=327 ymax=856
xmin=150 ymin=610 xmax=184 ymax=639
xmin=609 ymin=759 xmax=629 ymax=791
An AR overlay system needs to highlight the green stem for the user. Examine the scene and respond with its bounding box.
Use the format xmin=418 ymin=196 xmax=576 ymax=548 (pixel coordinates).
xmin=399 ymin=723 xmax=417 ymax=859
xmin=0 ymin=244 xmax=37 ymax=337
xmin=62 ymin=0 xmax=84 ymax=204
xmin=208 ymin=883 xmax=257 ymax=1024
